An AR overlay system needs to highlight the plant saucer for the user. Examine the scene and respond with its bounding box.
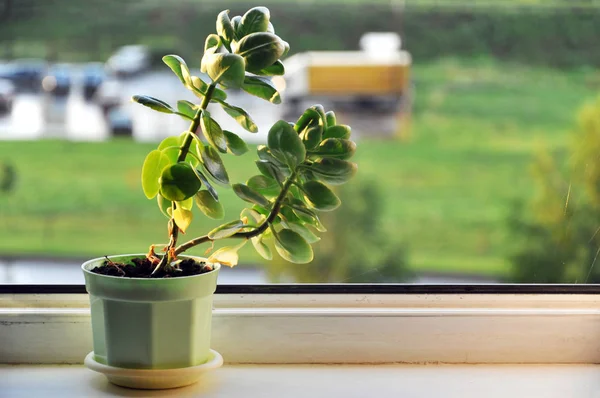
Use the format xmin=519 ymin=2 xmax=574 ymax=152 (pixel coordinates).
xmin=84 ymin=349 xmax=223 ymax=390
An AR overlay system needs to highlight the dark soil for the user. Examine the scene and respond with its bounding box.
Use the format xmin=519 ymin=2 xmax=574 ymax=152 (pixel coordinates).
xmin=90 ymin=257 xmax=213 ymax=278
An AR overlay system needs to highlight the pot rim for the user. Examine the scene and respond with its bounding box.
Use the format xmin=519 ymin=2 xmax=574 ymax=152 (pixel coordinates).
xmin=81 ymin=253 xmax=220 ymax=281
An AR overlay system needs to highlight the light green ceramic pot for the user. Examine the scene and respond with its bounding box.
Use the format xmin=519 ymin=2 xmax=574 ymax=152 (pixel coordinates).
xmin=82 ymin=254 xmax=220 ymax=370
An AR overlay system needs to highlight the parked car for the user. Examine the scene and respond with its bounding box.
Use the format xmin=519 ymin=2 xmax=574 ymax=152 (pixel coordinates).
xmin=93 ymin=77 xmax=122 ymax=115
xmin=10 ymin=59 xmax=46 ymax=92
xmin=42 ymin=64 xmax=71 ymax=97
xmin=107 ymin=107 xmax=133 ymax=137
xmin=0 ymin=78 xmax=15 ymax=113
xmin=106 ymin=45 xmax=150 ymax=77
xmin=82 ymin=62 xmax=106 ymax=100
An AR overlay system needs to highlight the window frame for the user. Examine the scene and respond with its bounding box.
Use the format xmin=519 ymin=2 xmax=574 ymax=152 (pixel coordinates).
xmin=3 ymin=284 xmax=600 ymax=365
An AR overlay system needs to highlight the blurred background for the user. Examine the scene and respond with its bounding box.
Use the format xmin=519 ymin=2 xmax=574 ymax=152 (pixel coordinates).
xmin=0 ymin=0 xmax=600 ymax=284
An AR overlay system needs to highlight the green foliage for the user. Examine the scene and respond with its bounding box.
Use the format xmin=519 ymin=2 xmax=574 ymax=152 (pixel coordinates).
xmin=129 ymin=6 xmax=357 ymax=269
xmin=508 ymin=97 xmax=600 ymax=283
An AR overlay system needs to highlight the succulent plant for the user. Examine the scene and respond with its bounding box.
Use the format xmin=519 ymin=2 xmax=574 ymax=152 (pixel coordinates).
xmin=133 ymin=6 xmax=357 ymax=275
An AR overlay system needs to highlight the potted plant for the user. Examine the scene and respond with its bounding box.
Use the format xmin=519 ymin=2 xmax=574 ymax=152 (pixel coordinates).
xmin=82 ymin=6 xmax=357 ymax=390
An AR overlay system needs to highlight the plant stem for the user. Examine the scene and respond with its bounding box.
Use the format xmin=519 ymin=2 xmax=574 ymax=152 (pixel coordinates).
xmin=152 ymin=83 xmax=216 ymax=274
xmin=174 ymin=171 xmax=297 ymax=255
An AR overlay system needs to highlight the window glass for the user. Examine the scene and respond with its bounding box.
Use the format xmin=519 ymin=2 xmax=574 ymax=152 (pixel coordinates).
xmin=0 ymin=1 xmax=598 ymax=284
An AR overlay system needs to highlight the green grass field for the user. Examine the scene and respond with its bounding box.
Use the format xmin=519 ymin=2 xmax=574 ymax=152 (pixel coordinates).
xmin=0 ymin=58 xmax=597 ymax=278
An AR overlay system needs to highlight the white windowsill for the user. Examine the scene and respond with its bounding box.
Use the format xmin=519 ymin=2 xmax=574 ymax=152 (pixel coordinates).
xmin=2 ymin=364 xmax=600 ymax=398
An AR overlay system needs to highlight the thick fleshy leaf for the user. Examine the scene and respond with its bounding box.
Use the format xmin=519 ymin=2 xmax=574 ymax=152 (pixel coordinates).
xmin=251 ymin=236 xmax=272 ymax=260
xmin=274 ymin=229 xmax=313 ymax=264
xmin=288 ymin=199 xmax=327 ymax=232
xmin=162 ymin=55 xmax=191 ymax=87
xmin=201 ymin=34 xmax=221 ymax=74
xmin=195 ymin=190 xmax=224 ymax=220
xmin=208 ymin=220 xmax=245 ymax=240
xmin=204 ymin=53 xmax=245 ymax=89
xmin=241 ymin=208 xmax=263 ymax=224
xmin=177 ymin=196 xmax=194 ymax=211
xmin=257 ymin=60 xmax=285 ymax=76
xmin=141 ymin=150 xmax=171 ymax=199
xmin=294 ymin=108 xmax=321 ymax=133
xmin=223 ymin=130 xmax=249 ymax=156
xmin=323 ymin=124 xmax=351 ymax=140
xmin=201 ymin=110 xmax=228 ymax=153
xmin=302 ymin=181 xmax=341 ymax=211
xmin=267 ymin=120 xmax=306 ymax=169
xmin=301 ymin=125 xmax=323 ymax=151
xmin=173 ymin=205 xmax=193 ymax=233
xmin=208 ymin=240 xmax=247 ymax=267
xmin=257 ymin=145 xmax=285 ymax=167
xmin=219 ymin=101 xmax=258 ymax=133
xmin=242 ymin=76 xmax=281 ymax=104
xmin=200 ymin=144 xmax=230 ymax=186
xmin=159 ymin=163 xmax=202 ymax=201
xmin=217 ymin=10 xmax=235 ymax=44
xmin=309 ymin=158 xmax=358 ymax=185
xmin=191 ymin=168 xmax=218 ymax=200
xmin=132 ymin=95 xmax=173 ymax=114
xmin=238 ymin=6 xmax=270 ymax=37
xmin=234 ymin=32 xmax=285 ymax=73
xmin=157 ymin=194 xmax=172 ymax=218
xmin=233 ymin=183 xmax=271 ymax=207
xmin=285 ymin=221 xmax=320 ymax=243
xmin=310 ymin=138 xmax=356 ymax=160
xmin=325 ymin=111 xmax=336 ymax=128
xmin=255 ymin=160 xmax=287 ymax=184
xmin=231 ymin=15 xmax=242 ymax=40
xmin=247 ymin=175 xmax=279 ymax=197
xmin=158 ymin=136 xmax=181 ymax=151
xmin=177 ymin=100 xmax=197 ymax=120
xmin=190 ymin=76 xmax=227 ymax=102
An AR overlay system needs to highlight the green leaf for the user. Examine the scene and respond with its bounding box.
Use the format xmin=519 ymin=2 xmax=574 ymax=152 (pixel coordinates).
xmin=241 ymin=208 xmax=263 ymax=224
xmin=202 ymin=35 xmax=221 ymax=67
xmin=204 ymin=53 xmax=246 ymax=89
xmin=157 ymin=194 xmax=172 ymax=219
xmin=157 ymin=136 xmax=181 ymax=161
xmin=323 ymin=125 xmax=351 ymax=140
xmin=257 ymin=145 xmax=286 ymax=167
xmin=173 ymin=205 xmax=193 ymax=233
xmin=251 ymin=236 xmax=272 ymax=260
xmin=219 ymin=101 xmax=258 ymax=133
xmin=141 ymin=150 xmax=171 ymax=199
xmin=177 ymin=196 xmax=194 ymax=211
xmin=234 ymin=32 xmax=285 ymax=73
xmin=200 ymin=144 xmax=230 ymax=186
xmin=242 ymin=75 xmax=281 ymax=104
xmin=162 ymin=55 xmax=191 ymax=87
xmin=294 ymin=108 xmax=321 ymax=133
xmin=267 ymin=120 xmax=306 ymax=169
xmin=233 ymin=183 xmax=271 ymax=207
xmin=325 ymin=111 xmax=337 ymax=128
xmin=159 ymin=163 xmax=202 ymax=201
xmin=288 ymin=199 xmax=327 ymax=232
xmin=258 ymin=60 xmax=285 ymax=76
xmin=256 ymin=160 xmax=287 ymax=184
xmin=301 ymin=125 xmax=323 ymax=151
xmin=190 ymin=76 xmax=228 ymax=102
xmin=201 ymin=110 xmax=228 ymax=153
xmin=310 ymin=138 xmax=357 ymax=160
xmin=302 ymin=181 xmax=341 ymax=211
xmin=177 ymin=100 xmax=197 ymax=120
xmin=247 ymin=175 xmax=279 ymax=197
xmin=191 ymin=168 xmax=218 ymax=200
xmin=231 ymin=15 xmax=242 ymax=40
xmin=273 ymin=229 xmax=313 ymax=264
xmin=208 ymin=220 xmax=245 ymax=240
xmin=238 ymin=6 xmax=270 ymax=37
xmin=223 ymin=130 xmax=249 ymax=156
xmin=309 ymin=158 xmax=358 ymax=185
xmin=217 ymin=10 xmax=236 ymax=45
xmin=285 ymin=221 xmax=320 ymax=244
xmin=194 ymin=190 xmax=224 ymax=220
xmin=132 ymin=95 xmax=173 ymax=114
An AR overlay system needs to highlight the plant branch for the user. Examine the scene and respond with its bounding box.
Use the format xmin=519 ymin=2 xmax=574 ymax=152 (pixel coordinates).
xmin=152 ymin=83 xmax=217 ymax=274
xmin=174 ymin=171 xmax=297 ymax=255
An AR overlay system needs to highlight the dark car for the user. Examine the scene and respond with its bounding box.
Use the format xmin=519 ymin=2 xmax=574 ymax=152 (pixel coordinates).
xmin=10 ymin=59 xmax=46 ymax=92
xmin=42 ymin=64 xmax=71 ymax=97
xmin=0 ymin=78 xmax=15 ymax=114
xmin=82 ymin=62 xmax=106 ymax=100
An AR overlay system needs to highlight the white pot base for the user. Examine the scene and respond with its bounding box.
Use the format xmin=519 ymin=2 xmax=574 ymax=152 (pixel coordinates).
xmin=84 ymin=349 xmax=223 ymax=389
